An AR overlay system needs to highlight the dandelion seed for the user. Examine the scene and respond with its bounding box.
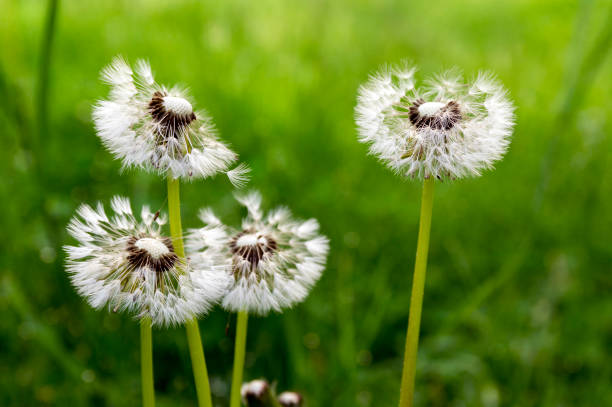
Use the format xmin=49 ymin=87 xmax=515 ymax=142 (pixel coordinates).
xmin=186 ymin=191 xmax=329 ymax=315
xmin=355 ymin=63 xmax=515 ymax=179
xmin=226 ymin=163 xmax=252 ymax=189
xmin=93 ymin=56 xmax=249 ymax=185
xmin=64 ymin=196 xmax=230 ymax=326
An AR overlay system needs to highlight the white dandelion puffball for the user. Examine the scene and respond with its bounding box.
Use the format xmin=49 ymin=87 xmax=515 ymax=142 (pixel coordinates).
xmin=355 ymin=63 xmax=515 ymax=179
xmin=93 ymin=56 xmax=249 ymax=185
xmin=186 ymin=191 xmax=329 ymax=315
xmin=64 ymin=196 xmax=231 ymax=326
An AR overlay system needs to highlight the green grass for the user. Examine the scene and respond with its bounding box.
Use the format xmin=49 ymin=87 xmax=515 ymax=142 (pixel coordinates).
xmin=1 ymin=0 xmax=611 ymax=405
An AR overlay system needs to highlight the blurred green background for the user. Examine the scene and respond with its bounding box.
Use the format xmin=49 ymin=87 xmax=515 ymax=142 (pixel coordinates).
xmin=1 ymin=0 xmax=611 ymax=405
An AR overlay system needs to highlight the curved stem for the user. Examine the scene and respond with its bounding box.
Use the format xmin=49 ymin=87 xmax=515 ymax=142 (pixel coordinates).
xmin=140 ymin=318 xmax=155 ymax=407
xmin=167 ymin=177 xmax=213 ymax=407
xmin=230 ymin=311 xmax=249 ymax=407
xmin=399 ymin=177 xmax=435 ymax=407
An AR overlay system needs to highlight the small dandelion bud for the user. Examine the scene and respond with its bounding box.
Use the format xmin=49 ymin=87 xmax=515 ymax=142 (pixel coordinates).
xmin=278 ymin=391 xmax=303 ymax=407
xmin=241 ymin=380 xmax=273 ymax=407
xmin=186 ymin=191 xmax=329 ymax=315
xmin=63 ymin=196 xmax=231 ymax=326
xmin=93 ymin=56 xmax=249 ymax=185
xmin=355 ymin=63 xmax=515 ymax=180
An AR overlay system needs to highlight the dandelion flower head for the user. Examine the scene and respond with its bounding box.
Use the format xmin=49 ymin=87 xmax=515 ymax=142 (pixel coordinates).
xmin=355 ymin=63 xmax=515 ymax=180
xmin=64 ymin=196 xmax=230 ymax=326
xmin=187 ymin=191 xmax=329 ymax=315
xmin=93 ymin=56 xmax=249 ymax=185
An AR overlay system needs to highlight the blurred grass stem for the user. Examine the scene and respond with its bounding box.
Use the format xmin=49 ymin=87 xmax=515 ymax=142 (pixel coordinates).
xmin=37 ymin=0 xmax=59 ymax=152
xmin=32 ymin=0 xmax=61 ymax=246
xmin=167 ymin=177 xmax=213 ymax=407
xmin=230 ymin=310 xmax=249 ymax=407
xmin=399 ymin=177 xmax=434 ymax=407
xmin=140 ymin=318 xmax=155 ymax=407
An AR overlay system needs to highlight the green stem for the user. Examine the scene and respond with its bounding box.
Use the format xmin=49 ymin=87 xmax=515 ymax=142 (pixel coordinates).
xmin=230 ymin=311 xmax=249 ymax=407
xmin=185 ymin=319 xmax=213 ymax=407
xmin=399 ymin=177 xmax=435 ymax=407
xmin=167 ymin=177 xmax=185 ymax=257
xmin=140 ymin=317 xmax=155 ymax=407
xmin=167 ymin=176 xmax=213 ymax=407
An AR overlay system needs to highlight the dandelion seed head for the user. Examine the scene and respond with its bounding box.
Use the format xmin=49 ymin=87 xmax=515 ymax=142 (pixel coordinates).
xmin=64 ymin=196 xmax=231 ymax=326
xmin=93 ymin=56 xmax=249 ymax=185
xmin=355 ymin=63 xmax=515 ymax=180
xmin=186 ymin=191 xmax=329 ymax=315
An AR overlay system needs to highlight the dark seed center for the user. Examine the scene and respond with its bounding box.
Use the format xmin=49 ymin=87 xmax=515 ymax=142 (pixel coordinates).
xmin=409 ymin=99 xmax=461 ymax=130
xmin=148 ymin=91 xmax=196 ymax=139
xmin=229 ymin=230 xmax=278 ymax=269
xmin=126 ymin=235 xmax=178 ymax=273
